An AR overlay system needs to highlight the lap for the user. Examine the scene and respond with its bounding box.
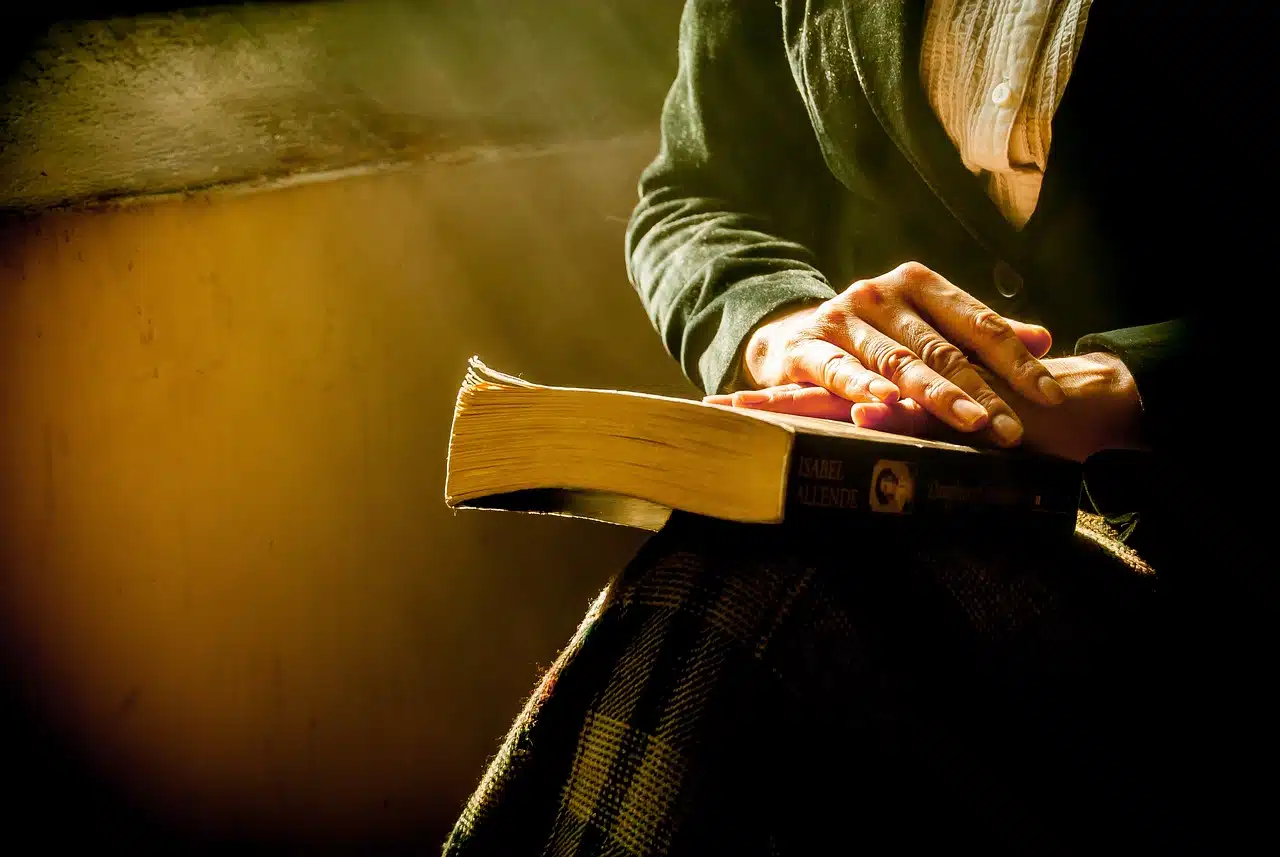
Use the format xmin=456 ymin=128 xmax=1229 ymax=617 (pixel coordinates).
xmin=446 ymin=512 xmax=1175 ymax=856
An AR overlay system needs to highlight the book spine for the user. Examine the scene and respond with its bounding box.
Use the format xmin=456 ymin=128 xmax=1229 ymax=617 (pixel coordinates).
xmin=785 ymin=434 xmax=1083 ymax=535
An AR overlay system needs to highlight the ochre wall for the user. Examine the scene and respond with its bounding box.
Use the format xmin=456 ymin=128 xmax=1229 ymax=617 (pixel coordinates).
xmin=0 ymin=133 xmax=694 ymax=847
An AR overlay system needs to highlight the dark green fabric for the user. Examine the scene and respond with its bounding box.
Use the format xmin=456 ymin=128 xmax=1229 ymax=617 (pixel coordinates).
xmin=624 ymin=2 xmax=1275 ymax=584
xmin=624 ymin=0 xmax=844 ymax=395
xmin=1076 ymin=321 xmax=1188 ymax=454
xmin=623 ymin=0 xmax=1178 ymax=397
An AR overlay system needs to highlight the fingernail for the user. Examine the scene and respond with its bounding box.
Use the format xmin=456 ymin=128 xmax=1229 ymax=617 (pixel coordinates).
xmin=851 ymin=403 xmax=878 ymax=426
xmin=868 ymin=379 xmax=899 ymax=403
xmin=735 ymin=390 xmax=771 ymax=405
xmin=1037 ymin=375 xmax=1066 ymax=405
xmin=991 ymin=414 xmax=1023 ymax=446
xmin=950 ymin=398 xmax=987 ymax=428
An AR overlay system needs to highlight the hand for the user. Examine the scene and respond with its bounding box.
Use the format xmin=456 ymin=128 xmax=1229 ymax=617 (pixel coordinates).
xmin=741 ymin=262 xmax=1065 ymax=447
xmin=743 ymin=352 xmax=1142 ymax=462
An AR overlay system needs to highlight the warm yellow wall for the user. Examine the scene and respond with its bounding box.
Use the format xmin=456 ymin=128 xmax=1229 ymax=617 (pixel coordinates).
xmin=0 ymin=132 xmax=692 ymax=845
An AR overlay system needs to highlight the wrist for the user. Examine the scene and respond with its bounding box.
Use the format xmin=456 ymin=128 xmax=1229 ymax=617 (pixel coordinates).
xmin=1077 ymin=351 xmax=1146 ymax=452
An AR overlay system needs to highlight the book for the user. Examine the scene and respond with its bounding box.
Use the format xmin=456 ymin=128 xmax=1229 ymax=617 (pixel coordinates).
xmin=445 ymin=358 xmax=1083 ymax=535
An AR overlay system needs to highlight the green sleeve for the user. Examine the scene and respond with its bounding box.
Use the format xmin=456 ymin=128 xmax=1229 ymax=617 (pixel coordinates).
xmin=1074 ymin=320 xmax=1189 ymax=554
xmin=1075 ymin=319 xmax=1189 ymax=454
xmin=625 ymin=0 xmax=839 ymax=395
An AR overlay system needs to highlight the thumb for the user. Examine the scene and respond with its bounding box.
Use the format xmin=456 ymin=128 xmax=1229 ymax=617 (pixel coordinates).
xmin=1006 ymin=319 xmax=1053 ymax=358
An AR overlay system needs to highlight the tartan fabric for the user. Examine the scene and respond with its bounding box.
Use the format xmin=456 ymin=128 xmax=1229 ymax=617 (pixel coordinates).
xmin=443 ymin=512 xmax=1178 ymax=856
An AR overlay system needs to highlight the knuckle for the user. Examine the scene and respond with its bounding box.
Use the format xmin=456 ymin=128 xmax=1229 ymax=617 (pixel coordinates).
xmin=843 ymin=278 xmax=884 ymax=311
xmin=970 ymin=308 xmax=1017 ymax=343
xmin=815 ymin=302 xmax=854 ymax=332
xmin=923 ymin=374 xmax=956 ymax=403
xmin=970 ymin=387 xmax=1008 ymax=413
xmin=896 ymin=260 xmax=932 ymax=279
xmin=873 ymin=344 xmax=920 ymax=382
xmin=819 ymin=352 xmax=858 ymax=389
xmin=917 ymin=337 xmax=969 ymax=378
xmin=896 ymin=260 xmax=935 ymax=287
xmin=847 ymin=370 xmax=875 ymax=395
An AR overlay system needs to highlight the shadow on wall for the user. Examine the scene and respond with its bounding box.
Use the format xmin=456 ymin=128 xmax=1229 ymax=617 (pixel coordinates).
xmin=0 ymin=0 xmax=693 ymax=851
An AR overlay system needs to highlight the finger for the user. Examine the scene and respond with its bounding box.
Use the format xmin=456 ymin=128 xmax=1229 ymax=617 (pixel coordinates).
xmin=705 ymin=384 xmax=853 ymax=420
xmin=855 ymin=399 xmax=985 ymax=447
xmin=842 ymin=320 xmax=990 ymax=434
xmin=839 ymin=272 xmax=1017 ymax=441
xmin=717 ymin=385 xmax=855 ymax=420
xmin=784 ymin=337 xmax=900 ymax=404
xmin=907 ymin=272 xmax=1065 ymax=405
xmin=858 ymin=307 xmax=1026 ymax=446
xmin=1006 ymin=319 xmax=1053 ymax=358
xmin=851 ymin=400 xmax=933 ymax=437
xmin=704 ymin=383 xmax=806 ymax=406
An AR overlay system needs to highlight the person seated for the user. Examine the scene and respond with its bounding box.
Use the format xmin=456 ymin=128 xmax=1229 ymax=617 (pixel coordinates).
xmin=443 ymin=3 xmax=1274 ymax=854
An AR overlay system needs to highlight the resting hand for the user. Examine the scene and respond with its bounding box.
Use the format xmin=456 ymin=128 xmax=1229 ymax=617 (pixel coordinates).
xmin=719 ymin=353 xmax=1143 ymax=463
xmin=740 ymin=262 xmax=1064 ymax=447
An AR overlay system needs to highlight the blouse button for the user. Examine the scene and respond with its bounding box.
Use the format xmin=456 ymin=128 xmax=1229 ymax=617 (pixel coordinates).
xmin=991 ymin=81 xmax=1014 ymax=107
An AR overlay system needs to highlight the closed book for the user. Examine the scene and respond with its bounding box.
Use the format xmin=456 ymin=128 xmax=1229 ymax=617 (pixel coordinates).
xmin=445 ymin=358 xmax=1082 ymax=535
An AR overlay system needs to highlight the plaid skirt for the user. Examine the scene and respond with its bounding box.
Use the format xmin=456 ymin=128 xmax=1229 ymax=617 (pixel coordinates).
xmin=441 ymin=512 xmax=1208 ymax=855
